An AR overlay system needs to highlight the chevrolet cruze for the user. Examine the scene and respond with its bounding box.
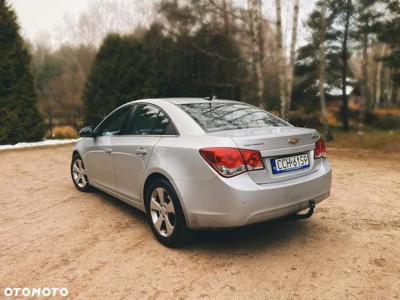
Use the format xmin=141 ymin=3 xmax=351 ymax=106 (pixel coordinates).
xmin=71 ymin=98 xmax=332 ymax=247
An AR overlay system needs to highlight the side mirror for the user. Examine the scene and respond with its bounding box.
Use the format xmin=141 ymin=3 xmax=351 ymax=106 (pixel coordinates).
xmin=79 ymin=126 xmax=95 ymax=138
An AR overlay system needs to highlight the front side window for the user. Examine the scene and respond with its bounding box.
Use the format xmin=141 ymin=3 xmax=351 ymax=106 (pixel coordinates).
xmin=127 ymin=104 xmax=175 ymax=135
xmin=95 ymin=106 xmax=131 ymax=136
xmin=179 ymin=102 xmax=289 ymax=132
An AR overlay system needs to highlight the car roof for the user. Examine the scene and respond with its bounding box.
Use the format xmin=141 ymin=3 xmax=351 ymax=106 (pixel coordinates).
xmin=128 ymin=97 xmax=239 ymax=105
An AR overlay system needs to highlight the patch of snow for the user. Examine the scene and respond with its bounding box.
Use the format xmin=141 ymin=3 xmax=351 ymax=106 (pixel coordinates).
xmin=0 ymin=139 xmax=79 ymax=151
xmin=328 ymin=85 xmax=354 ymax=97
xmin=312 ymin=79 xmax=355 ymax=97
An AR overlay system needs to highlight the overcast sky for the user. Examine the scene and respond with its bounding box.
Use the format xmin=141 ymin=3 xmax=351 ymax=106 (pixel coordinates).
xmin=8 ymin=0 xmax=316 ymax=48
xmin=9 ymin=0 xmax=89 ymax=41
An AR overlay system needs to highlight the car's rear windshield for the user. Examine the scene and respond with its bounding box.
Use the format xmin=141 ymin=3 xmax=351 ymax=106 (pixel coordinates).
xmin=178 ymin=102 xmax=288 ymax=132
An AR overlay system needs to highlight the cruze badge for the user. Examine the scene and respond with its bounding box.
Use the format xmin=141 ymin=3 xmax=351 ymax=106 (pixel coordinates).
xmin=288 ymin=137 xmax=300 ymax=145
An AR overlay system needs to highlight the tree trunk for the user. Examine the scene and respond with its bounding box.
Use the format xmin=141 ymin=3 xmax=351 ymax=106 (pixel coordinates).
xmin=358 ymin=39 xmax=367 ymax=135
xmin=48 ymin=110 xmax=53 ymax=139
xmin=318 ymin=0 xmax=332 ymax=140
xmin=375 ymin=44 xmax=388 ymax=108
xmin=275 ymin=0 xmax=287 ymax=119
xmin=285 ymin=0 xmax=300 ymax=121
xmin=361 ymin=30 xmax=370 ymax=111
xmin=248 ymin=0 xmax=266 ymax=109
xmin=341 ymin=0 xmax=351 ymax=131
xmin=222 ymin=0 xmax=231 ymax=36
xmin=357 ymin=95 xmax=365 ymax=134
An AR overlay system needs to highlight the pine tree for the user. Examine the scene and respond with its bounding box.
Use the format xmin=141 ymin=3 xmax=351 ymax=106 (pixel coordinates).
xmin=294 ymin=0 xmax=339 ymax=110
xmin=295 ymin=0 xmax=359 ymax=130
xmin=83 ymin=23 xmax=246 ymax=126
xmin=330 ymin=0 xmax=357 ymax=130
xmin=380 ymin=0 xmax=400 ymax=87
xmin=83 ymin=32 xmax=161 ymax=126
xmin=0 ymin=0 xmax=44 ymax=144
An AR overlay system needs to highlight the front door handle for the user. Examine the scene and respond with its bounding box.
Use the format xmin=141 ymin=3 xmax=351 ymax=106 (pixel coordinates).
xmin=104 ymin=148 xmax=113 ymax=154
xmin=136 ymin=148 xmax=148 ymax=155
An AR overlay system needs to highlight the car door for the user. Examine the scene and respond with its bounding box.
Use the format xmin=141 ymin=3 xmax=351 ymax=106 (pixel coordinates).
xmin=85 ymin=105 xmax=132 ymax=191
xmin=112 ymin=104 xmax=176 ymax=203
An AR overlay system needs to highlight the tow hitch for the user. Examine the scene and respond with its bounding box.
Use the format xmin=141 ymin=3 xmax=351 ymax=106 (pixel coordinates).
xmin=295 ymin=200 xmax=315 ymax=219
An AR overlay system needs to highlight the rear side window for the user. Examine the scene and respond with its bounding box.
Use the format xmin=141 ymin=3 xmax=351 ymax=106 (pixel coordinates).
xmin=178 ymin=103 xmax=288 ymax=132
xmin=127 ymin=104 xmax=176 ymax=135
xmin=152 ymin=111 xmax=172 ymax=135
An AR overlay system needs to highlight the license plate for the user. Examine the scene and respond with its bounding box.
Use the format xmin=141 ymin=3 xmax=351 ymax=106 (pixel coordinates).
xmin=271 ymin=153 xmax=310 ymax=174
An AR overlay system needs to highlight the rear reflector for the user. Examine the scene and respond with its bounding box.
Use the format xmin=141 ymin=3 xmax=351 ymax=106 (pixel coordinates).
xmin=314 ymin=138 xmax=327 ymax=159
xmin=199 ymin=147 xmax=264 ymax=177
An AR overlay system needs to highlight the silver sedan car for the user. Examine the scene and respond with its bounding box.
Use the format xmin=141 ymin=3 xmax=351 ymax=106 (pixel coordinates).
xmin=71 ymin=98 xmax=332 ymax=247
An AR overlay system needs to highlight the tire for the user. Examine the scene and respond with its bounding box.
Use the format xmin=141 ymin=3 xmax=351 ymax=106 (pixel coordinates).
xmin=145 ymin=178 xmax=187 ymax=248
xmin=71 ymin=153 xmax=92 ymax=192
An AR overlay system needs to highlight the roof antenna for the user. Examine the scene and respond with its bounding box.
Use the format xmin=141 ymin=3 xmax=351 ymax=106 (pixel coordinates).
xmin=204 ymin=93 xmax=217 ymax=101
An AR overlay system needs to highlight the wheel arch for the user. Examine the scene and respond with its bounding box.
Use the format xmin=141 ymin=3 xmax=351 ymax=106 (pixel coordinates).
xmin=72 ymin=149 xmax=81 ymax=158
xmin=142 ymin=171 xmax=189 ymax=224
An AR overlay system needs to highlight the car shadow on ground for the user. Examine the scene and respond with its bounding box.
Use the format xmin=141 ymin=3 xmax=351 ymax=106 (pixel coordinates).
xmin=91 ymin=188 xmax=147 ymax=225
xmin=185 ymin=217 xmax=316 ymax=252
xmin=91 ymin=188 xmax=320 ymax=252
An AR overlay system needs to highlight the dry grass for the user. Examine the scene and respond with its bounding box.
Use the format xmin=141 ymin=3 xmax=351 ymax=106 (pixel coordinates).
xmin=327 ymin=111 xmax=341 ymax=127
xmin=373 ymin=108 xmax=400 ymax=117
xmin=327 ymin=130 xmax=400 ymax=152
xmin=50 ymin=126 xmax=78 ymax=139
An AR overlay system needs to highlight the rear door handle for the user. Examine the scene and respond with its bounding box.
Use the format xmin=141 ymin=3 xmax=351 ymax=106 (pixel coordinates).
xmin=104 ymin=148 xmax=113 ymax=154
xmin=136 ymin=148 xmax=148 ymax=155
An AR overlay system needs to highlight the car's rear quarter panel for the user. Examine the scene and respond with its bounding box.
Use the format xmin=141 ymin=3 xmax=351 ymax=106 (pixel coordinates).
xmin=143 ymin=134 xmax=238 ymax=220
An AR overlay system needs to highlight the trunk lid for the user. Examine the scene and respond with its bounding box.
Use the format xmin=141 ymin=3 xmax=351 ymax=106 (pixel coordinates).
xmin=208 ymin=126 xmax=321 ymax=183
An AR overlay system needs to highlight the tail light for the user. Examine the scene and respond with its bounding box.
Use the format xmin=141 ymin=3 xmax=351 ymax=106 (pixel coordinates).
xmin=314 ymin=138 xmax=326 ymax=159
xmin=199 ymin=147 xmax=264 ymax=177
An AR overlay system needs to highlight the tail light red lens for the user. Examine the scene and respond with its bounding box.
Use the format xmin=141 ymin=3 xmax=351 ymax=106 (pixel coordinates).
xmin=239 ymin=149 xmax=265 ymax=171
xmin=199 ymin=148 xmax=264 ymax=177
xmin=314 ymin=138 xmax=326 ymax=159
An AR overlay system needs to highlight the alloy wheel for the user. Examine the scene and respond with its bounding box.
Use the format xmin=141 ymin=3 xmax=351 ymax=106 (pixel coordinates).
xmin=150 ymin=187 xmax=176 ymax=237
xmin=72 ymin=159 xmax=87 ymax=188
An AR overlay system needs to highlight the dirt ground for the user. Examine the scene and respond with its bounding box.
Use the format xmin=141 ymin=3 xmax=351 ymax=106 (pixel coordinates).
xmin=0 ymin=145 xmax=399 ymax=299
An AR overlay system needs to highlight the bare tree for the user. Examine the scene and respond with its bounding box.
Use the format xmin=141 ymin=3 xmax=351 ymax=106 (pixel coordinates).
xmin=350 ymin=42 xmax=391 ymax=111
xmin=222 ymin=0 xmax=232 ymax=36
xmin=275 ymin=0 xmax=287 ymax=118
xmin=57 ymin=0 xmax=154 ymax=47
xmin=160 ymin=0 xmax=281 ymax=108
xmin=33 ymin=44 xmax=96 ymax=131
xmin=285 ymin=0 xmax=300 ymax=121
xmin=318 ymin=0 xmax=331 ymax=140
xmin=358 ymin=23 xmax=372 ymax=133
xmin=248 ymin=0 xmax=266 ymax=109
xmin=374 ymin=44 xmax=389 ymax=108
xmin=340 ymin=0 xmax=354 ymax=131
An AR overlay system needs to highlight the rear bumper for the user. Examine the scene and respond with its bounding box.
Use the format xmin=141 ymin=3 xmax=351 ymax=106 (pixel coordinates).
xmin=175 ymin=159 xmax=332 ymax=229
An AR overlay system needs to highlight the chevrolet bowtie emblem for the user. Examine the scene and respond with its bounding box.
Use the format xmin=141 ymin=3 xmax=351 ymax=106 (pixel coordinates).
xmin=288 ymin=137 xmax=300 ymax=145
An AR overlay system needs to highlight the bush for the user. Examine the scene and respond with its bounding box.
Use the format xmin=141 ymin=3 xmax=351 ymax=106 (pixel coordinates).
xmin=373 ymin=115 xmax=400 ymax=130
xmin=51 ymin=126 xmax=78 ymax=139
xmin=288 ymin=111 xmax=323 ymax=128
xmin=365 ymin=111 xmax=400 ymax=130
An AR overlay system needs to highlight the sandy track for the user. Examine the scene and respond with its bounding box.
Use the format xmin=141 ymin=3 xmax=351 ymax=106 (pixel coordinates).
xmin=0 ymin=145 xmax=399 ymax=299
